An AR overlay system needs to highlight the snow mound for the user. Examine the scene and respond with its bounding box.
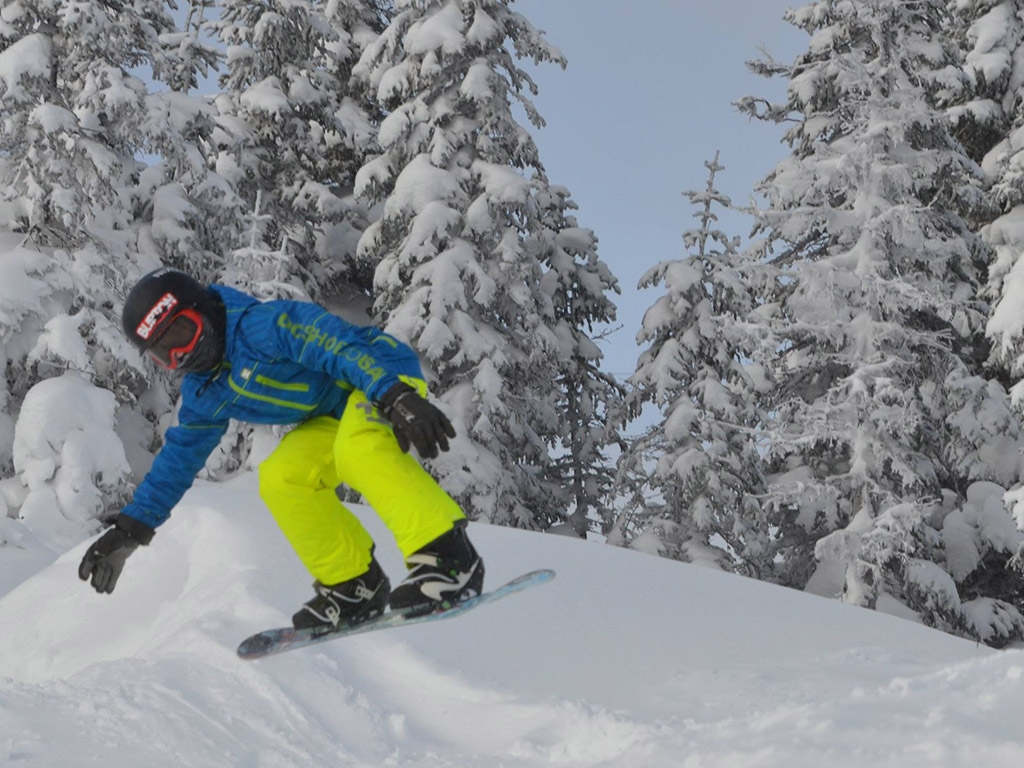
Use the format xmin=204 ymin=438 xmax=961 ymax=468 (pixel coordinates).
xmin=0 ymin=474 xmax=1022 ymax=766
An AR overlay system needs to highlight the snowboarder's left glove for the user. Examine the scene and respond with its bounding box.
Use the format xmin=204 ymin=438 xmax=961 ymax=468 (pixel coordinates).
xmin=78 ymin=515 xmax=154 ymax=594
xmin=378 ymin=381 xmax=456 ymax=459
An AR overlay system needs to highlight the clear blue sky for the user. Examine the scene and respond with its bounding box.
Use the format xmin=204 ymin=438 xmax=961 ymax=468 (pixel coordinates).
xmin=511 ymin=0 xmax=805 ymax=378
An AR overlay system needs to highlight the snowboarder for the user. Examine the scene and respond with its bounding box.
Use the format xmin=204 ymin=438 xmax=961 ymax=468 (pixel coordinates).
xmin=78 ymin=268 xmax=485 ymax=630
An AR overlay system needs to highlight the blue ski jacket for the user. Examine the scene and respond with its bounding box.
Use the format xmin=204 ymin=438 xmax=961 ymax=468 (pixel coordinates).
xmin=120 ymin=285 xmax=422 ymax=530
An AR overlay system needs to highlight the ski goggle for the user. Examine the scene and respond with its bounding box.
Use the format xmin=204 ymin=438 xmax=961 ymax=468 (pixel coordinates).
xmin=146 ymin=309 xmax=204 ymax=370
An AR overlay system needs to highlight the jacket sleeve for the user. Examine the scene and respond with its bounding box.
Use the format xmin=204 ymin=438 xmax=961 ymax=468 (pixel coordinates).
xmin=242 ymin=300 xmax=423 ymax=402
xmin=119 ymin=403 xmax=229 ymax=530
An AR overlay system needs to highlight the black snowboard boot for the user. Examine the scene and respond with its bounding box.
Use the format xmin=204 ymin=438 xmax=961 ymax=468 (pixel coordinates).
xmin=292 ymin=554 xmax=390 ymax=631
xmin=389 ymin=521 xmax=484 ymax=614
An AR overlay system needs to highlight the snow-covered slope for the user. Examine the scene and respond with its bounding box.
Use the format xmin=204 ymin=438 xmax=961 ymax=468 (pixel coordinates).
xmin=1 ymin=474 xmax=1022 ymax=767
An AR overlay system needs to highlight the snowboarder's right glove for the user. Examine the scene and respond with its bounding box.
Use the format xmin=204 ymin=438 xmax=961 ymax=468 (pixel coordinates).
xmin=377 ymin=381 xmax=456 ymax=459
xmin=78 ymin=515 xmax=154 ymax=594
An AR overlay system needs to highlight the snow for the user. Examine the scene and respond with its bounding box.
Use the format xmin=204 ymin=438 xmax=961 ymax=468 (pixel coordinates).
xmin=964 ymin=2 xmax=1016 ymax=84
xmin=466 ymin=8 xmax=500 ymax=48
xmin=0 ymin=33 xmax=51 ymax=101
xmin=239 ymin=76 xmax=292 ymax=116
xmin=375 ymin=59 xmax=417 ymax=105
xmin=943 ymin=482 xmax=1024 ymax=581
xmin=12 ymin=372 xmax=131 ymax=551
xmin=29 ymin=313 xmax=92 ymax=371
xmin=0 ymin=246 xmax=53 ymax=331
xmin=985 ymin=206 xmax=1024 ymax=370
xmin=384 ymin=154 xmax=465 ymax=218
xmin=27 ymin=103 xmax=76 ymax=134
xmin=460 ymin=59 xmax=494 ymax=101
xmin=404 ymin=0 xmax=466 ymax=57
xmin=2 ymin=473 xmax=1023 ymax=766
xmin=471 ymin=160 xmax=534 ymax=205
xmin=150 ymin=183 xmax=200 ymax=248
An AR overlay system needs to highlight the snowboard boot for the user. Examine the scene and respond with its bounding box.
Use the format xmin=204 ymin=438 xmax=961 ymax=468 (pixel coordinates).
xmin=292 ymin=553 xmax=390 ymax=631
xmin=388 ymin=521 xmax=485 ymax=614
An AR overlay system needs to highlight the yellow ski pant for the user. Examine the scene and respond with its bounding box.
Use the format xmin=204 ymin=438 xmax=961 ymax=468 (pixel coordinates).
xmin=257 ymin=386 xmax=465 ymax=585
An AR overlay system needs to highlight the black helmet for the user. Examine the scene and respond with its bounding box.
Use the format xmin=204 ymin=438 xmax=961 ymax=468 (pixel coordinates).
xmin=122 ymin=268 xmax=225 ymax=372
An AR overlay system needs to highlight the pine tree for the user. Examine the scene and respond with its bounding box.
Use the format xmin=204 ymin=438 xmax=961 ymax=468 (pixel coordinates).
xmin=613 ymin=154 xmax=770 ymax=572
xmin=212 ymin=0 xmax=383 ymax=299
xmin=0 ymin=0 xmax=152 ymax=244
xmin=739 ymin=0 xmax=1024 ymax=645
xmin=533 ymin=181 xmax=623 ymax=536
xmin=0 ymin=0 xmax=185 ymax=550
xmin=130 ymin=1 xmax=243 ymax=280
xmin=952 ymin=1 xmax=1024 ymax=645
xmin=154 ymin=0 xmax=220 ymax=93
xmin=354 ymin=0 xmax=612 ymax=527
xmin=945 ymin=0 xmax=1021 ymax=169
xmin=0 ymin=240 xmax=72 ymax=474
xmin=968 ymin=1 xmax=1024 ymax=387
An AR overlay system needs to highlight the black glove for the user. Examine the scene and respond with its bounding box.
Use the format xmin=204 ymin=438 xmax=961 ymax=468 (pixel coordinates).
xmin=78 ymin=515 xmax=154 ymax=594
xmin=377 ymin=381 xmax=456 ymax=459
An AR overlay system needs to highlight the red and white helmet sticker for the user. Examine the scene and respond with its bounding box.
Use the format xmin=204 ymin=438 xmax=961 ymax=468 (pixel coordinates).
xmin=136 ymin=292 xmax=179 ymax=340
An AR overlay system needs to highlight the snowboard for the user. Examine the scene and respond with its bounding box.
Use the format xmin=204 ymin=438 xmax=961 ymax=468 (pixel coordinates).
xmin=237 ymin=568 xmax=555 ymax=660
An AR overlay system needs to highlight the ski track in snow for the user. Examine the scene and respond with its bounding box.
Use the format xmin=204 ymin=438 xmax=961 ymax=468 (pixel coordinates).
xmin=1 ymin=475 xmax=1023 ymax=767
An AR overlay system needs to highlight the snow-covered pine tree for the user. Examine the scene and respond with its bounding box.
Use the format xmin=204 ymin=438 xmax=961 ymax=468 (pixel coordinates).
xmin=353 ymin=0 xmax=588 ymax=526
xmin=319 ymin=0 xmax=391 ymax=297
xmin=0 ymin=1 xmax=186 ymax=552
xmin=212 ymin=0 xmax=384 ymax=300
xmin=952 ymin=1 xmax=1024 ymax=630
xmin=201 ymin=0 xmax=386 ymax=475
xmin=118 ymin=4 xmax=232 ymax=286
xmin=613 ymin=154 xmax=771 ymax=573
xmin=968 ymin=0 xmax=1024 ymax=387
xmin=193 ymin=189 xmax=287 ymax=478
xmin=533 ymin=181 xmax=623 ymax=536
xmin=0 ymin=0 xmax=148 ymax=244
xmin=739 ymin=0 xmax=1024 ymax=645
xmin=944 ymin=0 xmax=1022 ymax=170
xmin=136 ymin=0 xmax=240 ymax=279
xmin=155 ymin=0 xmax=220 ymax=94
